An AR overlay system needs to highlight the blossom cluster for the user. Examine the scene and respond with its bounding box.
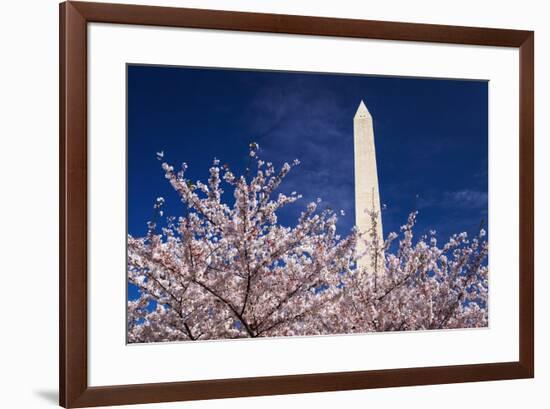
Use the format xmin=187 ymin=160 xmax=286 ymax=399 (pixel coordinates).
xmin=127 ymin=144 xmax=488 ymax=343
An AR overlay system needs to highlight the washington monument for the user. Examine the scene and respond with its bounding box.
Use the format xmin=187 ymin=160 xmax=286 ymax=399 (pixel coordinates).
xmin=354 ymin=100 xmax=383 ymax=273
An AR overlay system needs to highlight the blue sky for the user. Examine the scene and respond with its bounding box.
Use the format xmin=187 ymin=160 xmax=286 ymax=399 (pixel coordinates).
xmin=127 ymin=65 xmax=488 ymax=300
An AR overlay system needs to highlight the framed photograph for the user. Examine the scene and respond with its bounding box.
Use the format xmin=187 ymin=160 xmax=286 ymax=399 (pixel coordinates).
xmin=60 ymin=1 xmax=534 ymax=407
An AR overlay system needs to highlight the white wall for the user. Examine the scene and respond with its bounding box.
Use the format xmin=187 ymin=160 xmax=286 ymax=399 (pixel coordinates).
xmin=0 ymin=0 xmax=546 ymax=408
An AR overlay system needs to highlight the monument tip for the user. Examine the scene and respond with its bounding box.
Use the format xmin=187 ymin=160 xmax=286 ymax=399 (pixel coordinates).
xmin=354 ymin=100 xmax=371 ymax=119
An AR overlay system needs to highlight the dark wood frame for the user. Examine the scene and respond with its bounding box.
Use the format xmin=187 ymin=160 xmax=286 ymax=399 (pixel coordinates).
xmin=59 ymin=1 xmax=534 ymax=407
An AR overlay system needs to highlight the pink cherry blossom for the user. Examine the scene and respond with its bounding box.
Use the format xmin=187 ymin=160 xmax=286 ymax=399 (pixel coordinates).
xmin=128 ymin=144 xmax=488 ymax=343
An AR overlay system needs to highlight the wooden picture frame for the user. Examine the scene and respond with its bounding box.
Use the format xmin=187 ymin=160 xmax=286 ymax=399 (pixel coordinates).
xmin=59 ymin=1 xmax=534 ymax=407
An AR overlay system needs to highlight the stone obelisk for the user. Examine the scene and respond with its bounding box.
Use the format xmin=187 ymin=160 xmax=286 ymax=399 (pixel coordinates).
xmin=354 ymin=100 xmax=383 ymax=274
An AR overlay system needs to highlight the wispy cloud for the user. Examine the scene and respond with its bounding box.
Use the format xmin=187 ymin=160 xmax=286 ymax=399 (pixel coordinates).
xmin=242 ymin=78 xmax=357 ymax=232
xmin=443 ymin=190 xmax=488 ymax=209
xmin=417 ymin=189 xmax=488 ymax=211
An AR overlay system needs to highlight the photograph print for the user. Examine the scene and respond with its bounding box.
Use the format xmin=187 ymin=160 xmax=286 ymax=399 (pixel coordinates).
xmin=127 ymin=65 xmax=488 ymax=344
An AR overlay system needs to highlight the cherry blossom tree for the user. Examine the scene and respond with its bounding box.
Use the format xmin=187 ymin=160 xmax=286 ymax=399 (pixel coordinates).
xmin=127 ymin=144 xmax=488 ymax=343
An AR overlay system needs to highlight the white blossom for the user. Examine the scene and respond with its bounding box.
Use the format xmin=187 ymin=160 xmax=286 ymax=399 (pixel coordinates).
xmin=128 ymin=146 xmax=488 ymax=343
